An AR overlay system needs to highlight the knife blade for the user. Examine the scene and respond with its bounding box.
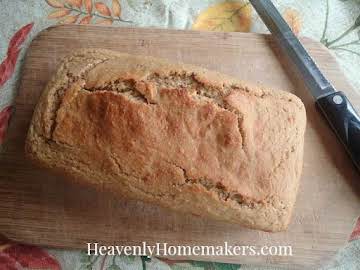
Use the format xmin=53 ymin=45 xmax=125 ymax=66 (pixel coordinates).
xmin=250 ymin=0 xmax=360 ymax=171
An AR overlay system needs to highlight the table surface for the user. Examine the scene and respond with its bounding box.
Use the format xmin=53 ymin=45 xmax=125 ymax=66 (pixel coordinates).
xmin=0 ymin=1 xmax=359 ymax=270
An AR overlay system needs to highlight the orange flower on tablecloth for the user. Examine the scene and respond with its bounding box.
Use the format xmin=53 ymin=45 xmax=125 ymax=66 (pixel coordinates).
xmin=66 ymin=0 xmax=82 ymax=8
xmin=0 ymin=253 xmax=19 ymax=270
xmin=45 ymin=0 xmax=131 ymax=25
xmin=0 ymin=23 xmax=33 ymax=146
xmin=0 ymin=239 xmax=60 ymax=270
xmin=349 ymin=217 xmax=360 ymax=241
xmin=112 ymin=0 xmax=121 ymax=17
xmin=283 ymin=8 xmax=302 ymax=35
xmin=0 ymin=23 xmax=33 ymax=87
xmin=192 ymin=1 xmax=252 ymax=32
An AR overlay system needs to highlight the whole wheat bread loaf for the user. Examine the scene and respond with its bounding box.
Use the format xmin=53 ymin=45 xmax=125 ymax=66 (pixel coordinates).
xmin=25 ymin=49 xmax=306 ymax=232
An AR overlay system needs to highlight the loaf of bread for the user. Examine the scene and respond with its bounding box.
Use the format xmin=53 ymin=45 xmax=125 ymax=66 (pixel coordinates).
xmin=26 ymin=49 xmax=306 ymax=232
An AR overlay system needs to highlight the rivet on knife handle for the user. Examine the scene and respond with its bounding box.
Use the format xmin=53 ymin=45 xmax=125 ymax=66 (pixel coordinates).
xmin=316 ymin=92 xmax=360 ymax=170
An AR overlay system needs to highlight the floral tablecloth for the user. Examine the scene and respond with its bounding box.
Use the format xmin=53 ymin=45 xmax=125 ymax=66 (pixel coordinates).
xmin=1 ymin=0 xmax=360 ymax=269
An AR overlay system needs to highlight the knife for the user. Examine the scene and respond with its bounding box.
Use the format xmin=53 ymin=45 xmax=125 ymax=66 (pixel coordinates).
xmin=250 ymin=0 xmax=360 ymax=171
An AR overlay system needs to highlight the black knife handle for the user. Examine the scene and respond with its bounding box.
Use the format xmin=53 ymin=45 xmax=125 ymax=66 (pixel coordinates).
xmin=316 ymin=91 xmax=360 ymax=171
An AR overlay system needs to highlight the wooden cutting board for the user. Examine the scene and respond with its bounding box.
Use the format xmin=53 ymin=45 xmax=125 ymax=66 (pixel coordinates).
xmin=0 ymin=25 xmax=359 ymax=269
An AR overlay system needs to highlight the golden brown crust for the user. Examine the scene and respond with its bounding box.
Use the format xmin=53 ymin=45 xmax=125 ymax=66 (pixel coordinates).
xmin=25 ymin=49 xmax=306 ymax=232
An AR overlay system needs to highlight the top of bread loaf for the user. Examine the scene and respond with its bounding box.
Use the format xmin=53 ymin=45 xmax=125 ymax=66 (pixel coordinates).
xmin=26 ymin=49 xmax=306 ymax=231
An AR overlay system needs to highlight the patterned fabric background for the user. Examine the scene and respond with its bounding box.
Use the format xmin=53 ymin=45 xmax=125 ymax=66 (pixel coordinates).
xmin=0 ymin=0 xmax=360 ymax=269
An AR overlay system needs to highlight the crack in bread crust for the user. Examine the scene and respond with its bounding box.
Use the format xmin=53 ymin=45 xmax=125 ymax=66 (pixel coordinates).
xmin=79 ymin=74 xmax=248 ymax=150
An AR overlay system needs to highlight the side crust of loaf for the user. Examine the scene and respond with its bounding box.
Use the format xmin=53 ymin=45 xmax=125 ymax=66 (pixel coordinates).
xmin=25 ymin=49 xmax=306 ymax=232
